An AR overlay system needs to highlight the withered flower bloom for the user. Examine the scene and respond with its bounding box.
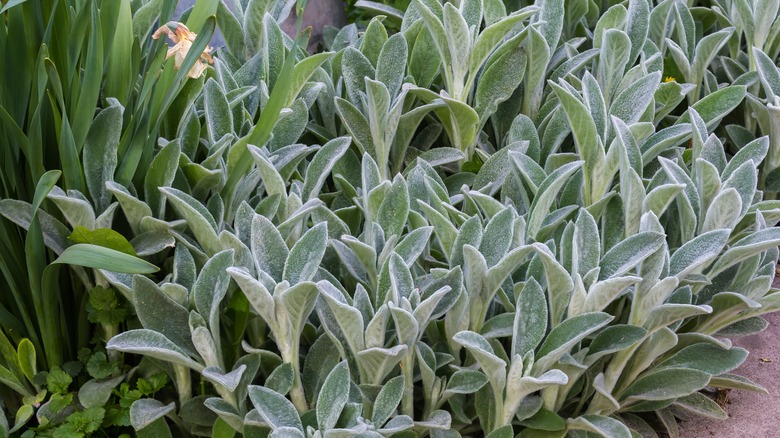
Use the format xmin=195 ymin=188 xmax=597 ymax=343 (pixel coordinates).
xmin=152 ymin=22 xmax=213 ymax=79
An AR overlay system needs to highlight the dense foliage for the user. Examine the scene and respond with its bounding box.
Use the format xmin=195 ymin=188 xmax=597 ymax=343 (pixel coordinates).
xmin=2 ymin=0 xmax=780 ymax=436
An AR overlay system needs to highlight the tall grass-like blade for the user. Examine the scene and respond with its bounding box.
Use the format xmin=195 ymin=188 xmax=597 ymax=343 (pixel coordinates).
xmin=54 ymin=244 xmax=159 ymax=274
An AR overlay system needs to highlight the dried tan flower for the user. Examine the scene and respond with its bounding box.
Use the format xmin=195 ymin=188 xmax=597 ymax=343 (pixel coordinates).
xmin=152 ymin=22 xmax=213 ymax=79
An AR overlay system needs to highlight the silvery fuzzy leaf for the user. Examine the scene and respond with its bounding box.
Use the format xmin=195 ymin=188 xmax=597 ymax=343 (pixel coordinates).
xmin=723 ymin=137 xmax=769 ymax=182
xmin=324 ymin=426 xmax=381 ymax=438
xmin=78 ymin=375 xmax=125 ymax=409
xmin=573 ymin=209 xmax=600 ymax=278
xmin=709 ymin=373 xmax=769 ymax=394
xmin=532 ymin=312 xmax=613 ymax=375
xmin=376 ymin=33 xmax=408 ymax=99
xmin=0 ymin=199 xmax=71 ymax=254
xmin=107 ymin=329 xmax=204 ymax=371
xmin=449 ymin=215 xmax=483 ymax=268
xmin=389 ymin=303 xmax=419 ymax=346
xmin=505 ymin=368 xmax=568 ymax=418
xmin=611 ymin=72 xmax=661 ymax=125
xmin=593 ymin=4 xmax=627 ymax=50
xmin=359 ymin=16 xmax=389 ymax=62
xmin=343 ymin=47 xmax=376 ymax=109
xmin=654 ymin=80 xmax=690 ymax=123
xmin=203 ymin=365 xmax=247 ymax=392
xmin=357 ymin=345 xmax=408 ymax=385
xmin=203 ymin=397 xmax=244 ymax=430
xmin=642 ymin=183 xmax=685 ymax=217
xmin=160 ymin=187 xmax=220 ymax=255
xmin=475 ymin=44 xmax=527 ymax=124
xmin=479 ymin=208 xmax=515 ymax=267
xmin=417 ymin=199 xmax=458 ymax=262
xmin=46 ymin=186 xmax=95 ymax=230
xmin=583 ymin=276 xmax=641 ymax=313
xmin=130 ymin=399 xmax=175 ymax=431
xmin=251 ymin=214 xmax=288 ymax=282
xmin=132 ymin=276 xmax=196 ymax=356
xmin=444 ymin=370 xmax=488 ymax=395
xmin=83 ymin=104 xmax=122 ymax=213
xmin=247 ymin=385 xmax=303 ymax=431
xmin=412 ymin=410 xmax=453 ymax=431
xmin=642 ymin=303 xmax=713 ymax=331
xmin=342 ymin=235 xmax=378 ymax=276
xmin=284 ymin=222 xmax=328 ymax=284
xmin=598 ymin=29 xmax=631 ymax=104
xmin=302 ymin=335 xmax=342 ymax=405
xmin=691 ymin=28 xmax=733 ymax=86
xmin=266 ymin=363 xmax=294 ymax=395
xmin=191 ymin=318 xmax=220 ymax=368
xmin=463 ymin=244 xmax=488 ymax=304
xmin=319 ymin=280 xmax=366 ymax=355
xmin=204 ymin=78 xmax=233 ymax=144
xmin=413 ymin=286 xmax=452 ymax=329
xmin=228 ymin=267 xmax=277 ymax=327
xmin=131 ymin=231 xmax=176 ymax=257
xmin=336 ymin=98 xmax=373 ymax=156
xmin=512 ymin=279 xmax=547 ymax=358
xmin=379 ymin=414 xmax=414 ymax=433
xmin=194 ymin=250 xmax=234 ymax=351
xmin=721 ymin=161 xmax=758 ymax=217
xmin=364 ymin=303 xmax=389 ymax=347
xmin=317 ymin=361 xmax=350 ymax=431
xmin=453 ymin=331 xmax=506 ymax=394
xmin=393 ymin=226 xmax=433 ymax=266
xmin=371 ymin=375 xmax=405 ymax=426
xmin=673 ymin=392 xmax=727 ymax=420
xmin=276 ymin=281 xmax=319 ymax=337
xmin=550 ymin=48 xmax=600 ymax=85
xmin=599 ymin=231 xmax=665 ymax=280
xmin=587 ymin=325 xmax=647 ymax=361
xmin=378 ymin=175 xmax=410 ymax=238
xmin=754 ymin=48 xmax=780 ymax=100
xmin=510 ymin=150 xmax=546 ymax=196
xmin=669 ymin=229 xmax=730 ymax=278
xmin=619 ymin=367 xmax=710 ymax=402
xmin=405 ymin=86 xmax=480 ymax=154
xmin=526 ymin=160 xmax=584 ymax=239
xmin=640 ymin=123 xmax=691 ymax=164
xmin=677 ymin=85 xmax=746 ymax=129
xmin=302 ymin=137 xmax=352 ymax=202
xmin=270 ymin=427 xmax=305 ymax=438
xmin=567 ymin=414 xmax=632 ymax=438
xmin=248 ymin=145 xmax=286 ymax=205
xmin=656 ymin=343 xmax=747 ymax=376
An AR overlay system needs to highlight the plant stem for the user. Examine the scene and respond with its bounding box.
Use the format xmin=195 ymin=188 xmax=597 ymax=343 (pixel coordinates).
xmin=492 ymin=385 xmax=505 ymax=432
xmin=174 ymin=364 xmax=192 ymax=406
xmin=401 ymin=352 xmax=415 ymax=417
xmin=280 ymin=340 xmax=308 ymax=413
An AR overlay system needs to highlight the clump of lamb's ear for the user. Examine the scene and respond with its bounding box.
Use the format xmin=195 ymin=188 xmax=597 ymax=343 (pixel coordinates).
xmin=5 ymin=0 xmax=780 ymax=436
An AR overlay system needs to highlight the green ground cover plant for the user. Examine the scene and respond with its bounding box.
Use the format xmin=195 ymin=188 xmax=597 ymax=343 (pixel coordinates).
xmin=1 ymin=0 xmax=780 ymax=436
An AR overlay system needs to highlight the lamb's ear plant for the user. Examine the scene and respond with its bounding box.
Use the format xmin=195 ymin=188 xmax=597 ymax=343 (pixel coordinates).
xmin=4 ymin=0 xmax=780 ymax=436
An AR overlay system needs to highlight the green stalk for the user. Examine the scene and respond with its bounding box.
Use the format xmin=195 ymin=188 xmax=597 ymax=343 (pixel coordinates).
xmin=401 ymin=352 xmax=415 ymax=417
xmin=491 ymin=385 xmax=505 ymax=432
xmin=174 ymin=364 xmax=192 ymax=406
xmin=280 ymin=337 xmax=308 ymax=413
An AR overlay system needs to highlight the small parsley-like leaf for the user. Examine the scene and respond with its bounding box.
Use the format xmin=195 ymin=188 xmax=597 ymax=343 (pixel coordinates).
xmin=86 ymin=352 xmax=120 ymax=380
xmin=47 ymin=366 xmax=73 ymax=394
xmin=87 ymin=286 xmax=129 ymax=325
